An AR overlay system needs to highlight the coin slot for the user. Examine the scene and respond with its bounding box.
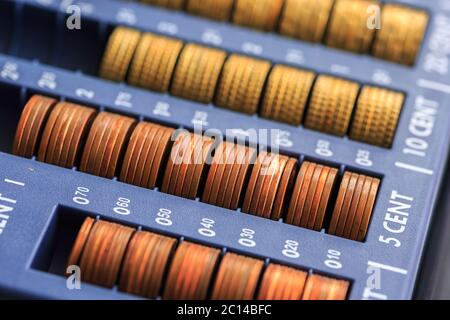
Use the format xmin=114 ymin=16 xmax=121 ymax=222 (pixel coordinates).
xmin=0 ymin=0 xmax=14 ymax=54
xmin=13 ymin=5 xmax=57 ymax=64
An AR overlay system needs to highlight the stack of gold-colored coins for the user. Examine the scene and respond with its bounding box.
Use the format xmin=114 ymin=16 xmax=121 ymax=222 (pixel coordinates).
xmin=141 ymin=0 xmax=186 ymax=10
xmin=305 ymin=75 xmax=360 ymax=136
xmin=128 ymin=33 xmax=183 ymax=92
xmin=216 ymin=54 xmax=271 ymax=114
xmin=260 ymin=65 xmax=315 ymax=125
xmin=232 ymin=0 xmax=285 ymax=31
xmin=186 ymin=0 xmax=235 ymax=20
xmin=99 ymin=27 xmax=141 ymax=81
xmin=326 ymin=0 xmax=380 ymax=53
xmin=373 ymin=4 xmax=429 ymax=65
xmin=279 ymin=0 xmax=334 ymax=42
xmin=171 ymin=44 xmax=227 ymax=103
xmin=350 ymin=86 xmax=404 ymax=148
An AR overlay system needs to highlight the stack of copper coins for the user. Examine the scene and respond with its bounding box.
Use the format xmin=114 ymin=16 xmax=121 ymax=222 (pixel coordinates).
xmin=161 ymin=131 xmax=214 ymax=199
xmin=79 ymin=112 xmax=136 ymax=179
xmin=202 ymin=142 xmax=257 ymax=210
xmin=163 ymin=242 xmax=220 ymax=300
xmin=329 ymin=172 xmax=380 ymax=241
xmin=14 ymin=95 xmax=382 ymax=241
xmin=257 ymin=264 xmax=308 ymax=300
xmin=120 ymin=122 xmax=174 ymax=189
xmin=13 ymin=95 xmax=57 ymax=159
xmin=302 ymin=274 xmax=349 ymax=300
xmin=242 ymin=152 xmax=298 ymax=220
xmin=68 ymin=217 xmax=350 ymax=300
xmin=68 ymin=218 xmax=135 ymax=288
xmin=120 ymin=231 xmax=177 ymax=298
xmin=286 ymin=161 xmax=338 ymax=231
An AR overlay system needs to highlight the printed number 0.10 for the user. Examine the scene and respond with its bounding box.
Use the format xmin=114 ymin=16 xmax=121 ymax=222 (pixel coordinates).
xmin=324 ymin=249 xmax=343 ymax=269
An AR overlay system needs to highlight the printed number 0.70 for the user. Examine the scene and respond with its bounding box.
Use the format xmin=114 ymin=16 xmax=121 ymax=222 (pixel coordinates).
xmin=73 ymin=186 xmax=90 ymax=205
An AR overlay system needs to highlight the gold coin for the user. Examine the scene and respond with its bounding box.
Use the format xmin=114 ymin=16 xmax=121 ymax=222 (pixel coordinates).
xmin=216 ymin=54 xmax=271 ymax=114
xmin=140 ymin=0 xmax=186 ymax=10
xmin=304 ymin=75 xmax=359 ymax=136
xmin=186 ymin=0 xmax=235 ymax=20
xmin=326 ymin=0 xmax=380 ymax=53
xmin=350 ymin=86 xmax=404 ymax=148
xmin=372 ymin=4 xmax=428 ymax=65
xmin=99 ymin=27 xmax=141 ymax=81
xmin=128 ymin=33 xmax=183 ymax=92
xmin=279 ymin=0 xmax=334 ymax=42
xmin=171 ymin=44 xmax=227 ymax=103
xmin=260 ymin=65 xmax=315 ymax=125
xmin=233 ymin=0 xmax=284 ymax=31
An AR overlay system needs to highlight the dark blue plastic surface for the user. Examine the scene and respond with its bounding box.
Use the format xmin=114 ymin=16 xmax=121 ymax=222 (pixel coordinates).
xmin=0 ymin=0 xmax=450 ymax=300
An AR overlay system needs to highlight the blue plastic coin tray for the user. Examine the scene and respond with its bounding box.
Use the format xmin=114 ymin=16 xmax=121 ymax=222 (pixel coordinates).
xmin=1 ymin=0 xmax=450 ymax=300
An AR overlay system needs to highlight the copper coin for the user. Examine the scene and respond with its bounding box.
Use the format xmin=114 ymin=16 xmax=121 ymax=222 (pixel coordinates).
xmin=38 ymin=102 xmax=96 ymax=168
xmin=286 ymin=161 xmax=313 ymax=227
xmin=163 ymin=131 xmax=192 ymax=195
xmin=257 ymin=264 xmax=307 ymax=300
xmin=356 ymin=177 xmax=380 ymax=241
xmin=341 ymin=174 xmax=366 ymax=237
xmin=227 ymin=146 xmax=258 ymax=210
xmin=80 ymin=112 xmax=136 ymax=178
xmin=334 ymin=172 xmax=359 ymax=236
xmin=202 ymin=141 xmax=234 ymax=205
xmin=163 ymin=242 xmax=220 ymax=300
xmin=120 ymin=122 xmax=173 ymax=189
xmin=211 ymin=253 xmax=264 ymax=300
xmin=119 ymin=230 xmax=177 ymax=298
xmin=66 ymin=217 xmax=96 ymax=268
xmin=79 ymin=220 xmax=135 ymax=288
xmin=302 ymin=274 xmax=349 ymax=300
xmin=184 ymin=134 xmax=213 ymax=199
xmin=13 ymin=95 xmax=57 ymax=158
xmin=328 ymin=171 xmax=351 ymax=235
xmin=314 ymin=167 xmax=338 ymax=230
